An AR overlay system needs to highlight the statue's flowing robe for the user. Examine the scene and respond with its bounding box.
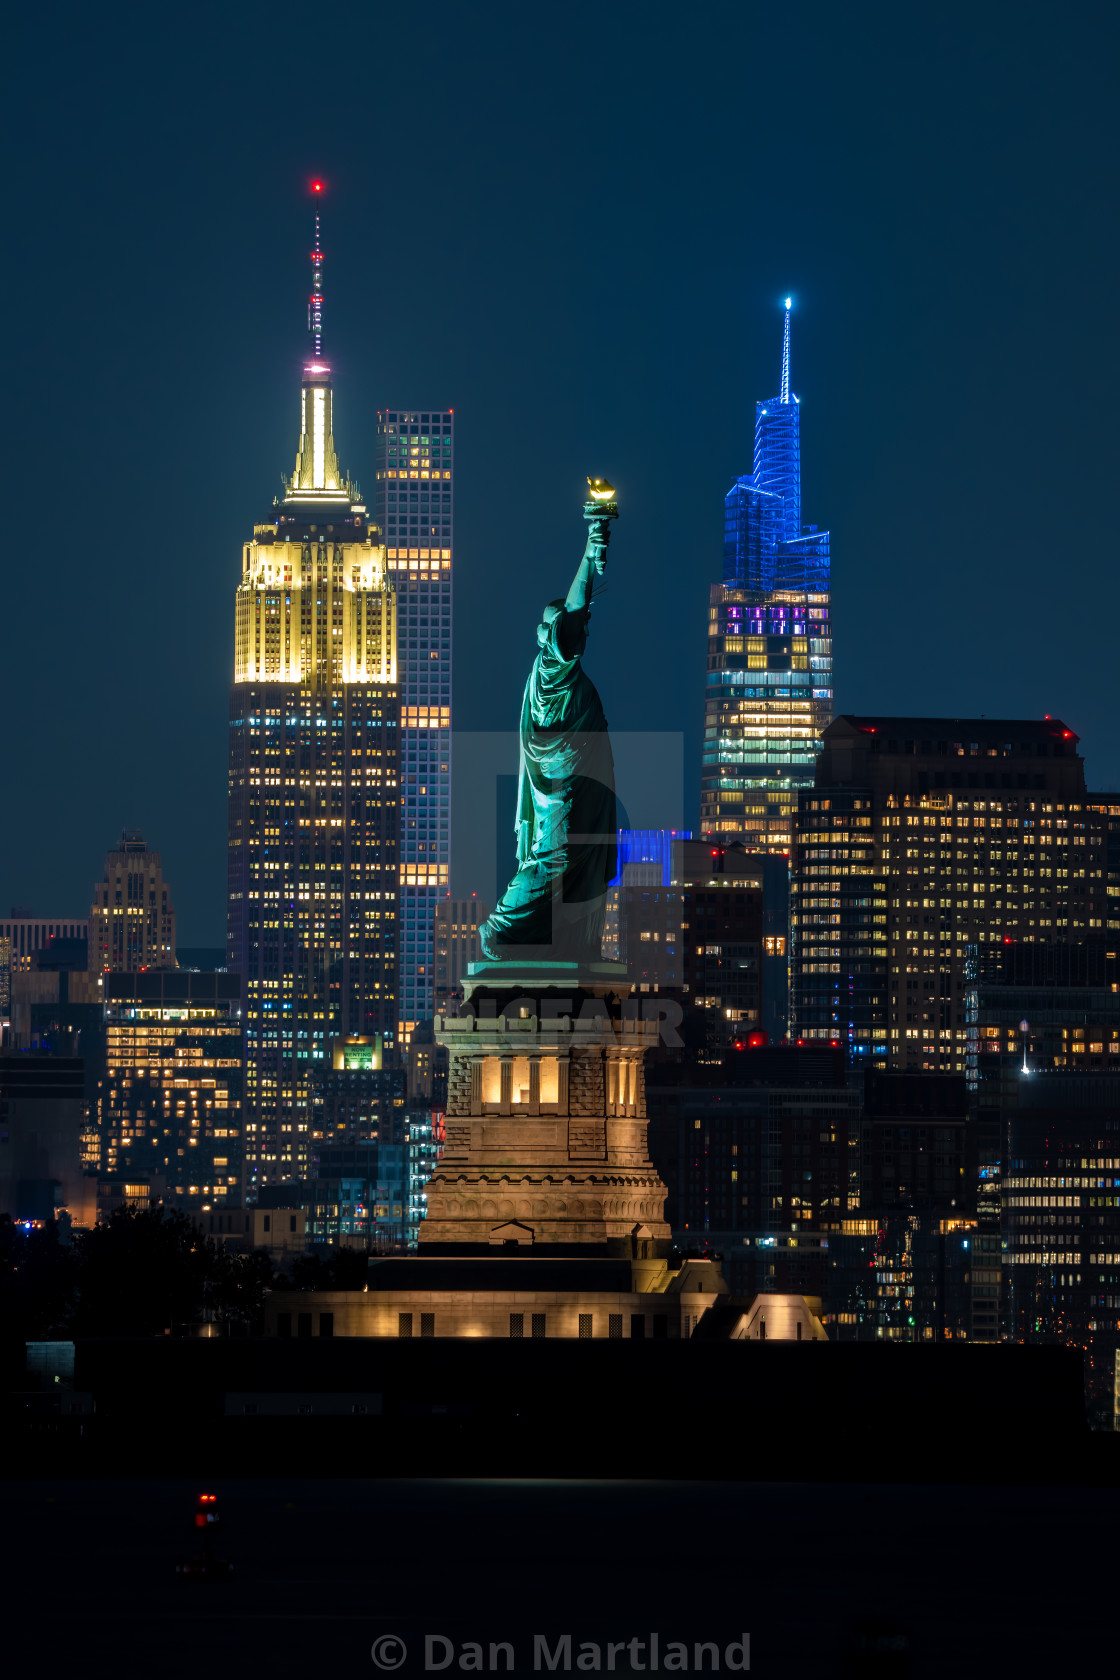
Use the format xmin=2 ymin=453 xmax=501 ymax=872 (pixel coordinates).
xmin=480 ymin=601 xmax=616 ymax=962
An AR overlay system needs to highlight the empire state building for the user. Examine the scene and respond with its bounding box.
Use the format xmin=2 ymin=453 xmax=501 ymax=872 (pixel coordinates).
xmin=227 ymin=187 xmax=400 ymax=1194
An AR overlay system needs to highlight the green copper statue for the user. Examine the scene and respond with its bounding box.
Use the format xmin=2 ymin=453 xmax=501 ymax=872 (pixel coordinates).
xmin=479 ymin=481 xmax=620 ymax=964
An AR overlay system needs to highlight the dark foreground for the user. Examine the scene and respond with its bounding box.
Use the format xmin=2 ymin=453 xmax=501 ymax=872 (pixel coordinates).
xmin=5 ymin=1477 xmax=1114 ymax=1678
xmin=9 ymin=1337 xmax=1106 ymax=1480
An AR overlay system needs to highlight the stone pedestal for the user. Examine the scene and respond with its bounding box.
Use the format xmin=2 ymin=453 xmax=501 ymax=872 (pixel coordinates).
xmin=423 ymin=961 xmax=671 ymax=1253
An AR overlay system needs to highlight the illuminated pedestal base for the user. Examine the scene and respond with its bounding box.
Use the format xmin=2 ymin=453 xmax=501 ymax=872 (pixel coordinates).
xmin=422 ymin=962 xmax=672 ymax=1254
xmin=264 ymin=1252 xmax=727 ymax=1339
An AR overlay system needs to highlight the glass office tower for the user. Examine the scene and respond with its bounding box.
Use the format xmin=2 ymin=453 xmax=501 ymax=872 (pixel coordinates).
xmin=701 ymin=301 xmax=833 ymax=849
xmin=373 ymin=411 xmax=453 ymax=1043
xmin=789 ymin=715 xmax=1110 ymax=1073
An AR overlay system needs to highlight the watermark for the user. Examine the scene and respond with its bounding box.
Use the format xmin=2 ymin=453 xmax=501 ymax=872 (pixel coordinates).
xmin=371 ymin=1632 xmax=749 ymax=1671
xmin=450 ymin=728 xmax=686 ymax=916
xmin=461 ymin=994 xmax=685 ymax=1049
xmin=371 ymin=1635 xmax=410 ymax=1670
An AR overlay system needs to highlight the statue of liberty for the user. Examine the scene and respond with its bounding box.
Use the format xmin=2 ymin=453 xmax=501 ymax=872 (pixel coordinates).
xmin=479 ymin=481 xmax=620 ymax=965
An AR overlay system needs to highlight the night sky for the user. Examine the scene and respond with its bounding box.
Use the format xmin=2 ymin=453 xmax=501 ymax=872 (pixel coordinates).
xmin=6 ymin=1 xmax=1118 ymax=942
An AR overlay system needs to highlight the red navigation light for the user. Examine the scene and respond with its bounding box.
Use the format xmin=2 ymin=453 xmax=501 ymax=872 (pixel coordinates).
xmin=733 ymin=1041 xmax=744 ymax=1051
xmin=311 ymin=179 xmax=324 ymax=194
xmin=1004 ymin=936 xmax=1012 ymax=944
xmin=747 ymin=1030 xmax=767 ymax=1048
xmin=1062 ymin=730 xmax=1073 ymax=739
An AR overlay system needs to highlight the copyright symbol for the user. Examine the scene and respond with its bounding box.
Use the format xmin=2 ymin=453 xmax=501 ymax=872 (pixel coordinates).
xmin=371 ymin=1634 xmax=407 ymax=1670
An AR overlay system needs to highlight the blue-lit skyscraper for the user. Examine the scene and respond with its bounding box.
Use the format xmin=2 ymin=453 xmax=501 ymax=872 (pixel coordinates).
xmin=372 ymin=411 xmax=454 ymax=1043
xmin=701 ymin=300 xmax=833 ymax=849
xmin=751 ymin=302 xmax=801 ymax=540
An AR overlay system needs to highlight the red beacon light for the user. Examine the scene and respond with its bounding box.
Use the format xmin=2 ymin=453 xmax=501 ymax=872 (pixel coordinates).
xmin=311 ymin=179 xmax=324 ymax=194
xmin=179 ymin=1491 xmax=229 ymax=1579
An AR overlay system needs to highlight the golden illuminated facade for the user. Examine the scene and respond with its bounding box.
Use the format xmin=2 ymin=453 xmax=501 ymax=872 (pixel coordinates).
xmin=228 ymin=194 xmax=400 ymax=1196
xmin=234 ymin=519 xmax=394 ymax=686
xmin=88 ymin=832 xmax=177 ymax=973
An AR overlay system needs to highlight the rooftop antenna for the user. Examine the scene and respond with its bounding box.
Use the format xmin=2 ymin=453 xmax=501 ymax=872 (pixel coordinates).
xmin=309 ymin=180 xmax=325 ymax=362
xmin=780 ymin=296 xmax=792 ymax=405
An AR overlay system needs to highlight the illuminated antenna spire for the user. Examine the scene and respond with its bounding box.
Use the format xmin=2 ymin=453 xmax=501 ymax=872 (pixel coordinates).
xmin=780 ymin=296 xmax=792 ymax=404
xmin=309 ymin=180 xmax=325 ymax=361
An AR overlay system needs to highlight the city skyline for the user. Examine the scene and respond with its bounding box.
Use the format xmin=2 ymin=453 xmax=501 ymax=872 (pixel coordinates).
xmin=11 ymin=252 xmax=1120 ymax=940
xmin=3 ymin=12 xmax=1119 ymax=1667
xmin=6 ymin=8 xmax=1118 ymax=941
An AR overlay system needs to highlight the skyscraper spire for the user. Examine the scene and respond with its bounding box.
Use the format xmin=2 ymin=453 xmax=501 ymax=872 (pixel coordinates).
xmin=280 ymin=181 xmax=357 ymax=504
xmin=308 ymin=180 xmax=325 ymax=365
xmin=751 ymin=296 xmax=801 ymax=541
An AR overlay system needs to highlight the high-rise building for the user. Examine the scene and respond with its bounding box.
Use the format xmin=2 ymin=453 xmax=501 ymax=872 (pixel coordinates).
xmin=860 ymin=1070 xmax=971 ymax=1212
xmin=310 ymin=1035 xmax=406 ymax=1147
xmin=602 ymin=830 xmax=690 ymax=964
xmin=228 ymin=191 xmax=400 ymax=1196
xmin=406 ymin=1107 xmax=445 ymax=1249
xmin=9 ymin=960 xmax=103 ymax=1075
xmin=0 ymin=1053 xmax=96 ymax=1225
xmin=1 ymin=914 xmax=89 ymax=977
xmin=646 ymin=1043 xmax=859 ymax=1297
xmin=372 ymin=409 xmax=453 ymax=1042
xmin=701 ymin=301 xmax=833 ymax=850
xmin=790 ymin=716 xmax=1110 ymax=1074
xmin=99 ymin=970 xmax=244 ymax=1210
xmin=433 ymin=895 xmax=488 ymax=1015
xmin=829 ymin=1212 xmax=1003 ymax=1344
xmin=88 ymin=832 xmax=176 ymax=973
xmin=606 ymin=835 xmax=787 ymax=1047
xmin=305 ymin=1138 xmax=408 ymax=1249
xmin=1003 ymin=1074 xmax=1120 ymax=1426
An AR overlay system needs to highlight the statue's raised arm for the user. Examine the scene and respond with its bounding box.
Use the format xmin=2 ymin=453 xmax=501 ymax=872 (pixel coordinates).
xmin=564 ymin=477 xmax=616 ymax=611
xmin=478 ymin=480 xmax=620 ymax=965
